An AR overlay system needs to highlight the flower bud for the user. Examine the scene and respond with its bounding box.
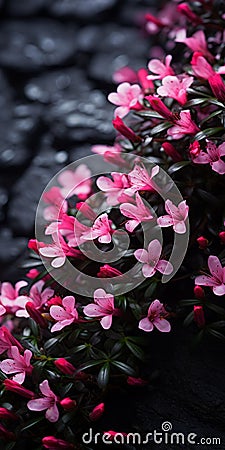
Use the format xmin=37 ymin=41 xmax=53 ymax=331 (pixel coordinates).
xmin=145 ymin=96 xmax=174 ymax=121
xmin=112 ymin=116 xmax=142 ymax=143
xmin=42 ymin=436 xmax=74 ymax=449
xmin=194 ymin=286 xmax=205 ymax=299
xmin=0 ymin=407 xmax=18 ymax=421
xmin=89 ymin=403 xmax=105 ymax=421
xmin=4 ymin=379 xmax=35 ymax=399
xmin=26 ymin=269 xmax=40 ymax=279
xmin=137 ymin=68 xmax=154 ymax=93
xmin=197 ymin=236 xmax=208 ymax=249
xmin=194 ymin=305 xmax=205 ymax=328
xmin=0 ymin=424 xmax=16 ymax=441
xmin=28 ymin=239 xmax=45 ymax=255
xmin=209 ymin=74 xmax=225 ymax=104
xmin=60 ymin=398 xmax=77 ymax=411
xmin=25 ymin=302 xmax=48 ymax=329
xmin=47 ymin=296 xmax=63 ymax=307
xmin=177 ymin=3 xmax=203 ymax=24
xmin=161 ymin=142 xmax=182 ymax=162
xmin=189 ymin=140 xmax=201 ymax=158
xmin=54 ymin=358 xmax=76 ymax=376
xmin=97 ymin=265 xmax=122 ymax=278
xmin=127 ymin=376 xmax=148 ymax=386
xmin=219 ymin=231 xmax=225 ymax=245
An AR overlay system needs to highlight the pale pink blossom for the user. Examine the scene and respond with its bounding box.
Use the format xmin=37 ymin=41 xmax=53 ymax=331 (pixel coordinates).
xmin=97 ymin=172 xmax=130 ymax=206
xmin=147 ymin=55 xmax=174 ymax=80
xmin=43 ymin=187 xmax=68 ymax=222
xmin=83 ymin=289 xmax=119 ymax=329
xmin=15 ymin=280 xmax=54 ymax=319
xmin=157 ymin=200 xmax=189 ymax=234
xmin=92 ymin=144 xmax=127 ymax=167
xmin=27 ymin=380 xmax=59 ymax=422
xmin=57 ymin=164 xmax=92 ymax=200
xmin=40 ymin=232 xmax=84 ymax=268
xmin=50 ymin=296 xmax=78 ymax=332
xmin=139 ymin=299 xmax=171 ymax=332
xmin=157 ymin=75 xmax=193 ymax=105
xmin=0 ymin=346 xmax=33 ymax=384
xmin=126 ymin=164 xmax=159 ymax=195
xmin=192 ymin=141 xmax=225 ymax=175
xmin=108 ymin=82 xmax=143 ymax=118
xmin=134 ymin=239 xmax=173 ymax=278
xmin=59 ymin=214 xmax=89 ymax=247
xmin=191 ymin=52 xmax=215 ymax=79
xmin=195 ymin=255 xmax=225 ymax=296
xmin=0 ymin=281 xmax=28 ymax=314
xmin=120 ymin=192 xmax=154 ymax=232
xmin=81 ymin=213 xmax=114 ymax=244
xmin=176 ymin=30 xmax=213 ymax=61
xmin=167 ymin=110 xmax=199 ymax=140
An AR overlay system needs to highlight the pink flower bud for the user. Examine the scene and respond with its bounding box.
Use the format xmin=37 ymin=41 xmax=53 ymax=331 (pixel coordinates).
xmin=219 ymin=231 xmax=225 ymax=244
xmin=161 ymin=142 xmax=182 ymax=162
xmin=145 ymin=13 xmax=165 ymax=28
xmin=54 ymin=358 xmax=76 ymax=376
xmin=47 ymin=296 xmax=63 ymax=307
xmin=89 ymin=403 xmax=105 ymax=421
xmin=60 ymin=398 xmax=77 ymax=411
xmin=197 ymin=236 xmax=208 ymax=249
xmin=127 ymin=376 xmax=148 ymax=386
xmin=0 ymin=407 xmax=18 ymax=421
xmin=0 ymin=326 xmax=23 ymax=353
xmin=137 ymin=68 xmax=154 ymax=93
xmin=209 ymin=74 xmax=225 ymax=103
xmin=4 ymin=379 xmax=35 ymax=399
xmin=28 ymin=239 xmax=45 ymax=254
xmin=26 ymin=269 xmax=40 ymax=279
xmin=42 ymin=436 xmax=74 ymax=449
xmin=145 ymin=96 xmax=174 ymax=121
xmin=97 ymin=265 xmax=122 ymax=278
xmin=112 ymin=116 xmax=142 ymax=143
xmin=177 ymin=3 xmax=203 ymax=24
xmin=76 ymin=202 xmax=96 ymax=220
xmin=194 ymin=286 xmax=205 ymax=299
xmin=189 ymin=141 xmax=201 ymax=158
xmin=0 ymin=424 xmax=16 ymax=441
xmin=25 ymin=302 xmax=48 ymax=328
xmin=194 ymin=305 xmax=205 ymax=328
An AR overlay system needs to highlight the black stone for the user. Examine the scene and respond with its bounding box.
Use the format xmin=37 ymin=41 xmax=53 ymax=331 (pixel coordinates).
xmin=48 ymin=0 xmax=118 ymax=21
xmin=0 ymin=20 xmax=78 ymax=72
xmin=4 ymin=0 xmax=47 ymax=16
xmin=0 ymin=229 xmax=27 ymax=268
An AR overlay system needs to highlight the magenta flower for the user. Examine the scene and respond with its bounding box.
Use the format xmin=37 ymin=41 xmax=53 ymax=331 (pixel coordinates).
xmin=192 ymin=141 xmax=225 ymax=175
xmin=176 ymin=29 xmax=213 ymax=61
xmin=147 ymin=55 xmax=174 ymax=80
xmin=58 ymin=214 xmax=89 ymax=247
xmin=126 ymin=164 xmax=159 ymax=195
xmin=40 ymin=232 xmax=83 ymax=268
xmin=27 ymin=380 xmax=59 ymax=422
xmin=0 ymin=346 xmax=33 ymax=384
xmin=0 ymin=326 xmax=23 ymax=356
xmin=97 ymin=172 xmax=130 ymax=206
xmin=139 ymin=299 xmax=171 ymax=332
xmin=81 ymin=213 xmax=114 ymax=244
xmin=108 ymin=82 xmax=143 ymax=118
xmin=120 ymin=192 xmax=154 ymax=232
xmin=157 ymin=200 xmax=189 ymax=234
xmin=0 ymin=281 xmax=28 ymax=313
xmin=83 ymin=289 xmax=119 ymax=329
xmin=134 ymin=239 xmax=173 ymax=278
xmin=191 ymin=52 xmax=215 ymax=79
xmin=92 ymin=143 xmax=126 ymax=166
xmin=195 ymin=255 xmax=225 ymax=296
xmin=167 ymin=110 xmax=199 ymax=140
xmin=157 ymin=75 xmax=193 ymax=105
xmin=43 ymin=187 xmax=68 ymax=222
xmin=50 ymin=296 xmax=79 ymax=332
xmin=15 ymin=280 xmax=54 ymax=318
xmin=57 ymin=164 xmax=92 ymax=200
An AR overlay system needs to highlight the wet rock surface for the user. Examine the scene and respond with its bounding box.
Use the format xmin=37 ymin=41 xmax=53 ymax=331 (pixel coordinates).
xmin=0 ymin=1 xmax=224 ymax=448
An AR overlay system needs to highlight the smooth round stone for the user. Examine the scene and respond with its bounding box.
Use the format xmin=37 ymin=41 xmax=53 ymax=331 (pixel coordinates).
xmin=0 ymin=229 xmax=27 ymax=265
xmin=0 ymin=20 xmax=78 ymax=72
xmin=48 ymin=0 xmax=118 ymax=20
xmin=5 ymin=0 xmax=46 ymax=16
xmin=89 ymin=52 xmax=146 ymax=84
xmin=96 ymin=25 xmax=150 ymax=58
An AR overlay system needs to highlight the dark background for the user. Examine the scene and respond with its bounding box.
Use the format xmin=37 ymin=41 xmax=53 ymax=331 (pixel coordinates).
xmin=0 ymin=1 xmax=225 ymax=448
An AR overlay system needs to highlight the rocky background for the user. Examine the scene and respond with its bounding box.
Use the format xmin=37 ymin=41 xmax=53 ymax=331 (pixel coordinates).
xmin=0 ymin=1 xmax=225 ymax=449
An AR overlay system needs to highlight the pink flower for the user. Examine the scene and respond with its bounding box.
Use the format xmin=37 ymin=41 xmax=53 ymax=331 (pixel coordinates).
xmin=120 ymin=192 xmax=154 ymax=232
xmin=0 ymin=281 xmax=28 ymax=313
xmin=208 ymin=73 xmax=225 ymax=104
xmin=145 ymin=95 xmax=174 ymax=121
xmin=15 ymin=280 xmax=54 ymax=318
xmin=97 ymin=172 xmax=130 ymax=206
xmin=137 ymin=68 xmax=154 ymax=93
xmin=97 ymin=265 xmax=122 ymax=278
xmin=81 ymin=213 xmax=114 ymax=244
xmin=176 ymin=30 xmax=213 ymax=61
xmin=167 ymin=110 xmax=199 ymax=139
xmin=89 ymin=403 xmax=105 ymax=421
xmin=57 ymin=164 xmax=92 ymax=200
xmin=113 ymin=66 xmax=138 ymax=84
xmin=26 ymin=269 xmax=40 ymax=279
xmin=27 ymin=380 xmax=59 ymax=422
xmin=42 ymin=436 xmax=74 ymax=449
xmin=0 ymin=346 xmax=33 ymax=384
xmin=192 ymin=141 xmax=225 ymax=175
xmin=76 ymin=202 xmax=96 ymax=221
xmin=58 ymin=214 xmax=89 ymax=247
xmin=193 ymin=305 xmax=205 ymax=328
xmin=134 ymin=239 xmax=173 ymax=278
xmin=139 ymin=299 xmax=171 ymax=332
xmin=108 ymin=82 xmax=143 ymax=118
xmin=39 ymin=232 xmax=84 ymax=268
xmin=177 ymin=3 xmax=203 ymax=25
xmin=161 ymin=142 xmax=182 ymax=162
xmin=0 ymin=326 xmax=23 ymax=355
xmin=25 ymin=302 xmax=48 ymax=329
xmin=43 ymin=187 xmax=68 ymax=222
xmin=195 ymin=255 xmax=225 ymax=296
xmin=191 ymin=52 xmax=215 ymax=79
xmin=54 ymin=358 xmax=76 ymax=376
xmin=92 ymin=143 xmax=126 ymax=166
xmin=83 ymin=289 xmax=119 ymax=329
xmin=4 ymin=379 xmax=34 ymax=399
xmin=50 ymin=296 xmax=79 ymax=332
xmin=126 ymin=164 xmax=159 ymax=195
xmin=112 ymin=116 xmax=142 ymax=143
xmin=148 ymin=55 xmax=174 ymax=80
xmin=157 ymin=200 xmax=189 ymax=234
xmin=0 ymin=305 xmax=6 ymax=316
xmin=157 ymin=75 xmax=193 ymax=105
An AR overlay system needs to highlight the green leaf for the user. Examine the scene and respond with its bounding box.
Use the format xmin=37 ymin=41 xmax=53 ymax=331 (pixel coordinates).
xmin=135 ymin=110 xmax=164 ymax=119
xmin=180 ymin=299 xmax=201 ymax=306
xmin=20 ymin=260 xmax=43 ymax=269
xmin=183 ymin=311 xmax=194 ymax=327
xmin=185 ymin=98 xmax=209 ymax=107
xmin=111 ymin=361 xmax=137 ymax=376
xmin=207 ymin=328 xmax=225 ymax=341
xmin=144 ymin=281 xmax=158 ymax=299
xmin=97 ymin=363 xmax=110 ymax=389
xmin=200 ymin=109 xmax=223 ymax=126
xmin=125 ymin=341 xmax=145 ymax=360
xmin=168 ymin=160 xmax=191 ymax=174
xmin=77 ymin=360 xmax=105 ymax=372
xmin=150 ymin=121 xmax=172 ymax=135
xmin=20 ymin=417 xmax=44 ymax=432
xmin=194 ymin=127 xmax=225 ymax=141
xmin=129 ymin=301 xmax=142 ymax=319
xmin=206 ymin=303 xmax=225 ymax=316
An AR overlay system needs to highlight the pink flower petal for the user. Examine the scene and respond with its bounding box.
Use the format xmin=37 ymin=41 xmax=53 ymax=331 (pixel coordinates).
xmin=100 ymin=315 xmax=113 ymax=329
xmin=28 ymin=398 xmax=51 ymax=411
xmin=153 ymin=318 xmax=171 ymax=332
xmin=138 ymin=317 xmax=154 ymax=332
xmin=156 ymin=260 xmax=173 ymax=275
xmin=45 ymin=404 xmax=59 ymax=423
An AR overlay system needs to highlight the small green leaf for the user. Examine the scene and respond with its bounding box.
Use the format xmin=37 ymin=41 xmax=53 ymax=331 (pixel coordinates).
xmin=135 ymin=110 xmax=164 ymax=119
xmin=125 ymin=341 xmax=145 ymax=361
xmin=194 ymin=127 xmax=225 ymax=141
xmin=97 ymin=363 xmax=110 ymax=389
xmin=111 ymin=361 xmax=137 ymax=376
xmin=144 ymin=281 xmax=158 ymax=299
xmin=150 ymin=121 xmax=172 ymax=135
xmin=200 ymin=109 xmax=223 ymax=126
xmin=168 ymin=161 xmax=191 ymax=174
xmin=77 ymin=360 xmax=105 ymax=372
xmin=207 ymin=328 xmax=225 ymax=341
xmin=183 ymin=311 xmax=194 ymax=327
xmin=20 ymin=417 xmax=44 ymax=432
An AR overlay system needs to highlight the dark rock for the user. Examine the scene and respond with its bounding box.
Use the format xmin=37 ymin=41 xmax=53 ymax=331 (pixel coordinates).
xmin=48 ymin=0 xmax=118 ymax=21
xmin=0 ymin=187 xmax=8 ymax=222
xmin=96 ymin=25 xmax=149 ymax=58
xmin=0 ymin=20 xmax=78 ymax=72
xmin=89 ymin=52 xmax=146 ymax=84
xmin=69 ymin=145 xmax=92 ymax=162
xmin=76 ymin=26 xmax=101 ymax=54
xmin=4 ymin=0 xmax=46 ymax=16
xmin=0 ymin=228 xmax=27 ymax=267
